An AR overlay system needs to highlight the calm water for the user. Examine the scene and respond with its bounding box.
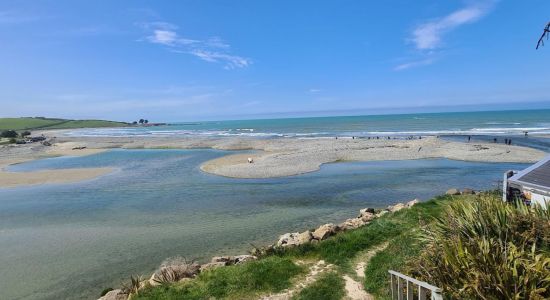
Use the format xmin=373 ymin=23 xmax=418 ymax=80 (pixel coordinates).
xmin=63 ymin=109 xmax=550 ymax=138
xmin=0 ymin=149 xmax=529 ymax=300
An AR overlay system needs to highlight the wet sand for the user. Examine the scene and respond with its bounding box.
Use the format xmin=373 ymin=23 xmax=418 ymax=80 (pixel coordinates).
xmin=0 ymin=142 xmax=114 ymax=188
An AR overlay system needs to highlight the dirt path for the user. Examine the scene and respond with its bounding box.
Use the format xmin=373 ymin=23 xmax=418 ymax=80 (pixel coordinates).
xmin=343 ymin=275 xmax=373 ymax=300
xmin=354 ymin=242 xmax=389 ymax=279
xmin=260 ymin=260 xmax=334 ymax=300
xmin=344 ymin=242 xmax=390 ymax=300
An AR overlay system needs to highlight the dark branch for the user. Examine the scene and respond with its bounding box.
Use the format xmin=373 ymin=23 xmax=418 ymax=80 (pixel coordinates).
xmin=536 ymin=21 xmax=550 ymax=49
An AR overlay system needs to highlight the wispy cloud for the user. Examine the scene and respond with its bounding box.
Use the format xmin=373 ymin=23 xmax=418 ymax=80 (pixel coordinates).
xmin=139 ymin=22 xmax=251 ymax=69
xmin=394 ymin=57 xmax=435 ymax=71
xmin=309 ymin=89 xmax=322 ymax=93
xmin=395 ymin=1 xmax=497 ymax=71
xmin=411 ymin=2 xmax=494 ymax=50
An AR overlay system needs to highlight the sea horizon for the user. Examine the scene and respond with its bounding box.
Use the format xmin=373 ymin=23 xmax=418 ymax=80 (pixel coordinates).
xmin=62 ymin=109 xmax=550 ymax=140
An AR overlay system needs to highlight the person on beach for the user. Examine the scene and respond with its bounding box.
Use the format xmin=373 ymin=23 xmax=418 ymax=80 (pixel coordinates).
xmin=494 ymin=138 xmax=497 ymax=143
xmin=467 ymin=135 xmax=471 ymax=142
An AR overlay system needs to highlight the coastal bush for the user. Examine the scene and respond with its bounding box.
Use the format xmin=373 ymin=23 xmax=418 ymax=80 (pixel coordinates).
xmin=1 ymin=130 xmax=17 ymax=138
xmin=414 ymin=195 xmax=550 ymax=299
xmin=133 ymin=256 xmax=305 ymax=300
xmin=292 ymin=272 xmax=345 ymax=300
xmin=123 ymin=275 xmax=143 ymax=298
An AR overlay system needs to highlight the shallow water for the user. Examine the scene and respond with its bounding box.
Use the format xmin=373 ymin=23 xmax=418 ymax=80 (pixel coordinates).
xmin=0 ymin=149 xmax=529 ymax=299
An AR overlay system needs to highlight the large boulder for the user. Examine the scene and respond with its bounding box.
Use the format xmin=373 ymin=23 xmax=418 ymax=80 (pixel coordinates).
xmin=296 ymin=231 xmax=313 ymax=245
xmin=234 ymin=255 xmax=257 ymax=264
xmin=200 ymin=261 xmax=226 ymax=272
xmin=359 ymin=211 xmax=376 ymax=222
xmin=277 ymin=232 xmax=299 ymax=247
xmin=359 ymin=207 xmax=375 ymax=215
xmin=98 ymin=289 xmax=128 ymax=300
xmin=406 ymin=199 xmax=420 ymax=208
xmin=446 ymin=188 xmax=460 ymax=195
xmin=313 ymin=223 xmax=338 ymax=240
xmin=339 ymin=218 xmax=366 ymax=230
xmin=211 ymin=256 xmax=232 ymax=264
xmin=387 ymin=203 xmax=406 ymax=212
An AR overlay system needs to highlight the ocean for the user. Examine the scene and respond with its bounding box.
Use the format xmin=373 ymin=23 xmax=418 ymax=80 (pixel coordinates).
xmin=64 ymin=109 xmax=550 ymax=139
xmin=1 ymin=109 xmax=549 ymax=299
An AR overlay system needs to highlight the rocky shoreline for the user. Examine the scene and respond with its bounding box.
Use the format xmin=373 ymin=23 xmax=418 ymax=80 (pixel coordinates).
xmin=99 ymin=189 xmax=485 ymax=300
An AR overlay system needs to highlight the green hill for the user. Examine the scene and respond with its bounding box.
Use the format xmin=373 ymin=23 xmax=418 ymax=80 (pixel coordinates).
xmin=0 ymin=117 xmax=128 ymax=131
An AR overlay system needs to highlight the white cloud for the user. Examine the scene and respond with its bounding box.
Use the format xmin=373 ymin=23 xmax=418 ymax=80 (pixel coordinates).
xmin=309 ymin=89 xmax=322 ymax=93
xmin=395 ymin=1 xmax=496 ymax=71
xmin=140 ymin=22 xmax=251 ymax=69
xmin=394 ymin=58 xmax=435 ymax=71
xmin=411 ymin=1 xmax=495 ymax=50
xmin=148 ymin=30 xmax=178 ymax=45
xmin=190 ymin=50 xmax=251 ymax=69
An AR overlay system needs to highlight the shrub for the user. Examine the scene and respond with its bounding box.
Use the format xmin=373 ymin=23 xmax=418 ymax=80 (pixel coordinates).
xmin=1 ymin=130 xmax=17 ymax=138
xmin=8 ymin=138 xmax=16 ymax=144
xmin=414 ymin=195 xmax=550 ymax=299
xmin=21 ymin=131 xmax=31 ymax=137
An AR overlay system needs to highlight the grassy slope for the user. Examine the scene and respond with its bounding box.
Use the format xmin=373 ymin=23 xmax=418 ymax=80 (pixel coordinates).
xmin=293 ymin=272 xmax=345 ymax=300
xmin=130 ymin=194 xmax=463 ymax=300
xmin=0 ymin=117 xmax=128 ymax=130
xmin=133 ymin=257 xmax=305 ymax=300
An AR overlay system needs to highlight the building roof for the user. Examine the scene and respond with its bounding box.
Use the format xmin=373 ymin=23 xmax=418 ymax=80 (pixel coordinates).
xmin=509 ymin=155 xmax=550 ymax=192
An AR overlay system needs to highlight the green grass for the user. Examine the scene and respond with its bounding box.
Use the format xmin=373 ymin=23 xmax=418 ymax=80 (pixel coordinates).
xmin=274 ymin=195 xmax=452 ymax=270
xmin=0 ymin=117 xmax=128 ymax=131
xmin=132 ymin=257 xmax=305 ymax=300
xmin=363 ymin=232 xmax=424 ymax=299
xmin=292 ymin=272 xmax=345 ymax=300
xmin=128 ymin=194 xmax=474 ymax=300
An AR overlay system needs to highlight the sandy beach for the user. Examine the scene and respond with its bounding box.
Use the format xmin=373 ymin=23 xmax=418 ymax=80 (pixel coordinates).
xmin=0 ymin=141 xmax=114 ymax=188
xmin=0 ymin=131 xmax=545 ymax=187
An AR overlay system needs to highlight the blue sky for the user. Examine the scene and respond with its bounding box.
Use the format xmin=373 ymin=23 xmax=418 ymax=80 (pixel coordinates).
xmin=0 ymin=0 xmax=549 ymax=122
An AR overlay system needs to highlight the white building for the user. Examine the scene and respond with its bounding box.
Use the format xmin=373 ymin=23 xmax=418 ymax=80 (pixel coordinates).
xmin=503 ymin=155 xmax=550 ymax=209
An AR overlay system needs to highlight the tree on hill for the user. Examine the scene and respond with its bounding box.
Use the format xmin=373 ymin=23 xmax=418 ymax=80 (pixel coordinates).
xmin=132 ymin=121 xmax=138 ymax=125
xmin=139 ymin=119 xmax=144 ymax=124
xmin=144 ymin=120 xmax=149 ymax=124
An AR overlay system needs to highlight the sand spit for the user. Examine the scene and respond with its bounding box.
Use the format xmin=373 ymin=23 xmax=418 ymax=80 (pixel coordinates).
xmin=0 ymin=142 xmax=113 ymax=188
xmin=2 ymin=133 xmax=546 ymax=186
xmin=198 ymin=136 xmax=545 ymax=178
